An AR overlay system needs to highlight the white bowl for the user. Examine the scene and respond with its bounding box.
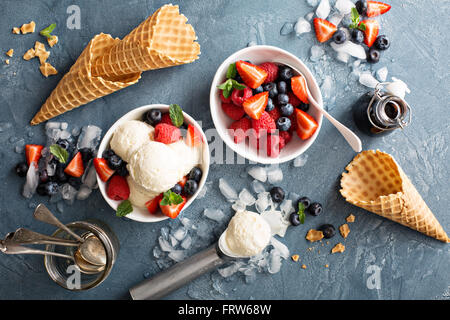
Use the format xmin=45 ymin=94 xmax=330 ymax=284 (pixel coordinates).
xmin=97 ymin=104 xmax=210 ymax=223
xmin=209 ymin=45 xmax=323 ymax=164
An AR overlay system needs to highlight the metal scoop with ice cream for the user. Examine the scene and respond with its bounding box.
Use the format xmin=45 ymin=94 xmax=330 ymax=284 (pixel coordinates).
xmin=129 ymin=210 xmax=272 ymax=300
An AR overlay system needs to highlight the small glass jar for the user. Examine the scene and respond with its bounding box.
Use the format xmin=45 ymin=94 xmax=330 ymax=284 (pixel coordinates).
xmin=352 ymin=83 xmax=411 ymax=136
xmin=44 ymin=220 xmax=119 ymax=291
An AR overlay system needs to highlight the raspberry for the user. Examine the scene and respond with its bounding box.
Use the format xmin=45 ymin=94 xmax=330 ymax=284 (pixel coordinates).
xmin=160 ymin=113 xmax=173 ymax=125
xmin=258 ymin=62 xmax=279 ymax=84
xmin=287 ymin=91 xmax=301 ymax=107
xmin=288 ymin=113 xmax=298 ymax=132
xmin=251 ymin=111 xmax=276 ymax=138
xmin=267 ymin=107 xmax=281 ymax=122
xmin=221 ymin=102 xmax=245 ymax=121
xmin=229 ymin=117 xmax=251 ymax=144
xmin=107 ymin=175 xmax=130 ymax=201
xmin=279 ymin=130 xmax=292 ymax=144
xmin=231 ymin=87 xmax=252 ymax=106
xmin=154 ymin=123 xmax=181 ymax=144
xmin=219 ymin=90 xmax=232 ymax=103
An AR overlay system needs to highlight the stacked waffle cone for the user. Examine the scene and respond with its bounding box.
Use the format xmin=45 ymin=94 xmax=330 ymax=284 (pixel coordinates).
xmin=340 ymin=150 xmax=449 ymax=243
xmin=31 ymin=4 xmax=200 ymax=125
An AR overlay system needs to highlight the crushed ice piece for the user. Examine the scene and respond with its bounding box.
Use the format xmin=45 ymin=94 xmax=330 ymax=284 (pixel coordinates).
xmin=244 ymin=268 xmax=257 ymax=283
xmin=305 ymin=11 xmax=315 ymax=21
xmin=77 ymin=125 xmax=102 ymax=150
xmin=158 ymin=236 xmax=173 ymax=252
xmin=330 ymin=41 xmax=366 ymax=60
xmin=60 ymin=130 xmax=71 ymax=140
xmin=156 ymin=258 xmax=171 ymax=270
xmin=180 ymin=217 xmax=192 ymax=228
xmin=169 ymin=235 xmax=179 ymax=248
xmin=329 ymin=12 xmax=344 ymax=26
xmin=153 ymin=246 xmax=163 ymax=259
xmin=294 ymin=17 xmax=311 ymax=37
xmin=267 ymin=248 xmax=282 ymax=274
xmin=359 ymin=71 xmax=379 ymax=88
xmin=255 ymin=192 xmax=271 ymax=213
xmin=71 ymin=126 xmax=81 ymax=137
xmin=161 ymin=227 xmax=170 ymax=240
xmin=316 ymin=0 xmax=331 ymax=19
xmin=239 ymin=188 xmax=256 ymax=206
xmin=218 ymin=261 xmax=243 ymax=278
xmin=196 ymin=182 xmax=210 ymax=199
xmin=336 ymin=51 xmax=350 ymax=63
xmin=376 ymin=67 xmax=388 ymax=82
xmin=247 ymin=166 xmax=267 ymax=182
xmin=60 ymin=122 xmax=68 ymax=130
xmin=251 ymin=180 xmax=266 ymax=194
xmin=196 ymin=220 xmax=211 ymax=239
xmin=280 ymin=199 xmax=295 ymax=217
xmin=22 ymin=163 xmax=39 ymax=199
xmin=385 ymin=77 xmax=410 ymax=99
xmin=335 ymin=0 xmax=355 ymax=14
xmin=168 ymin=250 xmax=186 ymax=262
xmin=293 ymin=154 xmax=309 ymax=167
xmin=82 ymin=164 xmax=98 ymax=189
xmin=219 ymin=178 xmax=238 ymax=201
xmin=310 ymin=45 xmax=325 ymax=62
xmin=306 ymin=0 xmax=319 ymax=7
xmin=267 ymin=165 xmax=283 ymax=184
xmin=321 ymin=76 xmax=335 ymax=105
xmin=232 ymin=200 xmax=246 ymax=212
xmin=76 ymin=185 xmax=92 ymax=200
xmin=270 ymin=237 xmax=290 ymax=259
xmin=61 ymin=183 xmax=78 ymax=205
xmin=204 ymin=208 xmax=225 ymax=222
xmin=261 ymin=210 xmax=290 ymax=237
xmin=172 ymin=227 xmax=188 ymax=241
xmin=181 ymin=235 xmax=192 ymax=249
xmin=280 ymin=22 xmax=294 ymax=36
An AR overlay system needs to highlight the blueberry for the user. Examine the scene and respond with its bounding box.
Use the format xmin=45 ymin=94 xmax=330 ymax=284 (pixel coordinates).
xmin=289 ymin=212 xmax=301 ymax=226
xmin=68 ymin=177 xmax=82 ymax=189
xmin=277 ymin=93 xmax=289 ymax=105
xmin=234 ymin=73 xmax=243 ymax=83
xmin=374 ymin=35 xmax=390 ymax=50
xmin=39 ymin=169 xmax=49 ymax=184
xmin=355 ymin=0 xmax=367 ymax=15
xmin=253 ymin=85 xmax=264 ymax=95
xmin=276 ymin=117 xmax=291 ymax=131
xmin=102 ymin=149 xmax=115 ymax=161
xmin=45 ymin=182 xmax=59 ymax=196
xmin=333 ymin=29 xmax=347 ymax=44
xmin=36 ymin=183 xmax=48 ymax=196
xmin=279 ymin=66 xmax=294 ymax=81
xmin=57 ymin=139 xmax=71 ymax=151
xmin=367 ymin=48 xmax=381 ymax=63
xmin=319 ymin=224 xmax=336 ymax=239
xmin=15 ymin=162 xmax=28 ymax=177
xmin=297 ymin=196 xmax=311 ymax=210
xmin=280 ymin=103 xmax=294 ymax=116
xmin=108 ymin=154 xmax=123 ymax=170
xmin=351 ymin=29 xmax=364 ymax=44
xmin=263 ymin=82 xmax=278 ymax=98
xmin=145 ymin=109 xmax=162 ymax=126
xmin=79 ymin=148 xmax=93 ymax=163
xmin=270 ymin=187 xmax=285 ymax=203
xmin=184 ymin=179 xmax=198 ymax=196
xmin=55 ymin=164 xmax=68 ymax=183
xmin=308 ymin=202 xmax=323 ymax=216
xmin=277 ymin=81 xmax=288 ymax=94
xmin=298 ymin=102 xmax=310 ymax=112
xmin=189 ymin=167 xmax=202 ymax=182
xmin=171 ymin=183 xmax=183 ymax=194
xmin=116 ymin=164 xmax=129 ymax=177
xmin=265 ymin=98 xmax=275 ymax=111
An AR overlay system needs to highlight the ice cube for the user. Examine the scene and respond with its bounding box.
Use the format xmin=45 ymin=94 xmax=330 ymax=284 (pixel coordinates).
xmin=330 ymin=41 xmax=366 ymax=60
xmin=161 ymin=227 xmax=170 ymax=240
xmin=239 ymin=188 xmax=256 ymax=206
xmin=280 ymin=199 xmax=294 ymax=217
xmin=376 ymin=67 xmax=388 ymax=82
xmin=255 ymin=192 xmax=271 ymax=213
xmin=71 ymin=126 xmax=81 ymax=137
xmin=180 ymin=217 xmax=192 ymax=228
xmin=196 ymin=183 xmax=208 ymax=199
xmin=336 ymin=51 xmax=350 ymax=63
xmin=196 ymin=221 xmax=211 ymax=239
xmin=169 ymin=235 xmax=179 ymax=248
xmin=168 ymin=250 xmax=186 ymax=262
xmin=321 ymin=76 xmax=335 ymax=104
xmin=218 ymin=261 xmax=243 ymax=278
xmin=385 ymin=77 xmax=410 ymax=99
xmin=261 ymin=210 xmax=290 ymax=237
xmin=306 ymin=0 xmax=319 ymax=7
xmin=280 ymin=22 xmax=294 ymax=36
xmin=247 ymin=166 xmax=267 ymax=182
xmin=293 ymin=154 xmax=309 ymax=167
xmin=359 ymin=71 xmax=379 ymax=88
xmin=316 ymin=0 xmax=330 ymax=19
xmin=181 ymin=235 xmax=192 ymax=249
xmin=270 ymin=237 xmax=290 ymax=259
xmin=158 ymin=236 xmax=173 ymax=252
xmin=76 ymin=185 xmax=92 ymax=200
xmin=61 ymin=183 xmax=78 ymax=205
xmin=294 ymin=17 xmax=311 ymax=37
xmin=59 ymin=130 xmax=71 ymax=140
xmin=219 ymin=178 xmax=238 ymax=201
xmin=310 ymin=45 xmax=325 ymax=62
xmin=244 ymin=268 xmax=257 ymax=283
xmin=153 ymin=246 xmax=163 ymax=258
xmin=232 ymin=200 xmax=246 ymax=212
xmin=305 ymin=12 xmax=315 ymax=21
xmin=60 ymin=122 xmax=68 ymax=130
xmin=335 ymin=0 xmax=355 ymax=14
xmin=329 ymin=12 xmax=344 ymax=26
xmin=267 ymin=248 xmax=282 ymax=274
xmin=77 ymin=125 xmax=102 ymax=150
xmin=204 ymin=208 xmax=225 ymax=222
xmin=267 ymin=165 xmax=283 ymax=184
xmin=172 ymin=227 xmax=187 ymax=241
xmin=82 ymin=164 xmax=98 ymax=189
xmin=22 ymin=163 xmax=39 ymax=199
xmin=251 ymin=180 xmax=266 ymax=194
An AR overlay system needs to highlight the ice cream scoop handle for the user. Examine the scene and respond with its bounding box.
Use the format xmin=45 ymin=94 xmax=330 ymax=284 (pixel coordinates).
xmin=129 ymin=244 xmax=226 ymax=300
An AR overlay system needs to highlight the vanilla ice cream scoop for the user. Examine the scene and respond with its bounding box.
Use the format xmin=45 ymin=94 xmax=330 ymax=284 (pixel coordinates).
xmin=127 ymin=176 xmax=159 ymax=208
xmin=110 ymin=120 xmax=154 ymax=162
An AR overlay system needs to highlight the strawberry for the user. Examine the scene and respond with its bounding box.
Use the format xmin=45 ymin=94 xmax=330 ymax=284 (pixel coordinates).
xmin=107 ymin=175 xmax=130 ymax=201
xmin=154 ymin=123 xmax=181 ymax=144
xmin=64 ymin=152 xmax=84 ymax=177
xmin=251 ymin=111 xmax=276 ymax=138
xmin=145 ymin=193 xmax=163 ymax=214
xmin=242 ymin=91 xmax=268 ymax=120
xmin=287 ymin=91 xmax=301 ymax=107
xmin=291 ymin=75 xmax=309 ymax=104
xmin=279 ymin=130 xmax=292 ymax=144
xmin=360 ymin=20 xmax=379 ymax=48
xmin=219 ymin=90 xmax=232 ymax=103
xmin=294 ymin=109 xmax=319 ymax=140
xmin=186 ymin=124 xmax=203 ymax=147
xmin=229 ymin=117 xmax=251 ymax=144
xmin=366 ymin=1 xmax=391 ymax=17
xmin=258 ymin=62 xmax=278 ymax=84
xmin=267 ymin=107 xmax=281 ymax=122
xmin=313 ymin=18 xmax=337 ymax=43
xmin=222 ymin=102 xmax=245 ymax=121
xmin=160 ymin=195 xmax=187 ymax=219
xmin=160 ymin=113 xmax=173 ymax=125
xmin=25 ymin=144 xmax=43 ymax=165
xmin=235 ymin=60 xmax=268 ymax=89
xmin=231 ymin=86 xmax=252 ymax=106
xmin=178 ymin=176 xmax=188 ymax=188
xmin=93 ymin=158 xmax=115 ymax=182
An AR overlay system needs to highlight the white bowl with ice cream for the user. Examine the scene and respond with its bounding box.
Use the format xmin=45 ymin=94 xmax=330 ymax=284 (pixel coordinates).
xmin=97 ymin=104 xmax=210 ymax=223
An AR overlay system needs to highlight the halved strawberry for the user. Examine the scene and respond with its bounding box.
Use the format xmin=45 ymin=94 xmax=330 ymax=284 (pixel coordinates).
xmin=145 ymin=193 xmax=163 ymax=214
xmin=93 ymin=158 xmax=115 ymax=182
xmin=360 ymin=20 xmax=379 ymax=47
xmin=160 ymin=196 xmax=187 ymax=219
xmin=242 ymin=91 xmax=268 ymax=120
xmin=235 ymin=60 xmax=268 ymax=89
xmin=178 ymin=176 xmax=188 ymax=188
xmin=25 ymin=144 xmax=43 ymax=165
xmin=295 ymin=109 xmax=319 ymax=140
xmin=186 ymin=124 xmax=203 ymax=147
xmin=313 ymin=18 xmax=337 ymax=43
xmin=291 ymin=75 xmax=309 ymax=104
xmin=64 ymin=152 xmax=84 ymax=177
xmin=366 ymin=1 xmax=391 ymax=17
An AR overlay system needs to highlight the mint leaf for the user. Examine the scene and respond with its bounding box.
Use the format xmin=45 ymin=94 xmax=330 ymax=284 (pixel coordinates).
xmin=217 ymin=79 xmax=233 ymax=98
xmin=169 ymin=104 xmax=184 ymax=127
xmin=297 ymin=202 xmax=306 ymax=224
xmin=231 ymin=79 xmax=246 ymax=90
xmin=160 ymin=190 xmax=183 ymax=206
xmin=40 ymin=23 xmax=56 ymax=39
xmin=116 ymin=200 xmax=133 ymax=217
xmin=351 ymin=7 xmax=359 ymax=22
xmin=49 ymin=144 xmax=68 ymax=164
xmin=357 ymin=22 xmax=366 ymax=31
xmin=349 ymin=7 xmax=362 ymax=30
xmin=226 ymin=63 xmax=237 ymax=79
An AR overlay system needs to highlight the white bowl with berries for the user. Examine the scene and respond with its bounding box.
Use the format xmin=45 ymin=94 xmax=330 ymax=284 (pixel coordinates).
xmin=210 ymin=45 xmax=323 ymax=164
xmin=97 ymin=104 xmax=210 ymax=223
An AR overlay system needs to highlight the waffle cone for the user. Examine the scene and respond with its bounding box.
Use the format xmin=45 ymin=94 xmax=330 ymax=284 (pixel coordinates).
xmin=340 ymin=150 xmax=449 ymax=243
xmin=31 ymin=33 xmax=141 ymax=125
xmin=91 ymin=4 xmax=200 ymax=80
